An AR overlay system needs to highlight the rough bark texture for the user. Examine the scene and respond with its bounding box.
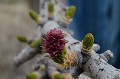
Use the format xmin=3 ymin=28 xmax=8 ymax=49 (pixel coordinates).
xmin=14 ymin=20 xmax=120 ymax=79
xmin=13 ymin=0 xmax=120 ymax=79
xmin=40 ymin=21 xmax=120 ymax=79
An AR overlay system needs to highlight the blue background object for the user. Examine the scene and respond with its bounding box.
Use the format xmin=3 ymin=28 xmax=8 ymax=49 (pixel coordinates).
xmin=67 ymin=0 xmax=120 ymax=68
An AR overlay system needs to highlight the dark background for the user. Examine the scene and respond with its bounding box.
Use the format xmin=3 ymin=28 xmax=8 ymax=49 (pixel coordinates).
xmin=67 ymin=0 xmax=120 ymax=69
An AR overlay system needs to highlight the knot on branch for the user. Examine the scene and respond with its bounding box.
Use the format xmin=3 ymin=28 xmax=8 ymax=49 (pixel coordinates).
xmin=100 ymin=50 xmax=113 ymax=62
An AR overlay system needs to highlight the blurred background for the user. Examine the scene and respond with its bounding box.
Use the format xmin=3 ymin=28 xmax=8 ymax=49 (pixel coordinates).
xmin=0 ymin=0 xmax=37 ymax=79
xmin=0 ymin=0 xmax=120 ymax=79
xmin=67 ymin=0 xmax=120 ymax=69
